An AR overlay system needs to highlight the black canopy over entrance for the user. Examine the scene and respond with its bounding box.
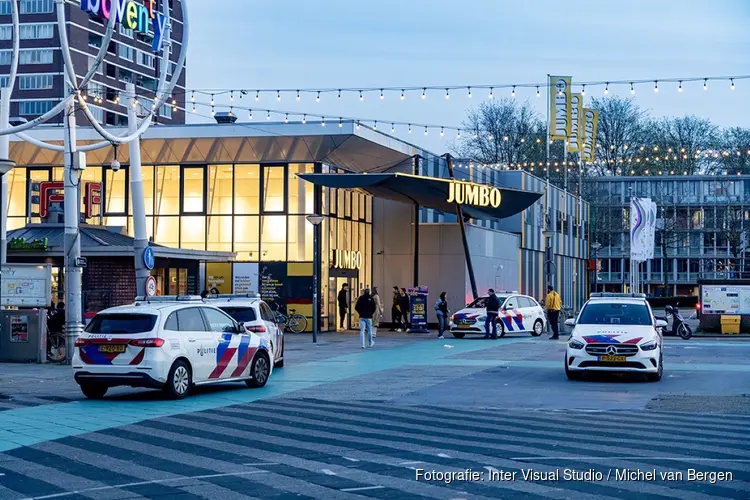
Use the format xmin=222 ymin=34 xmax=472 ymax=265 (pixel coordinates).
xmin=298 ymin=172 xmax=542 ymax=220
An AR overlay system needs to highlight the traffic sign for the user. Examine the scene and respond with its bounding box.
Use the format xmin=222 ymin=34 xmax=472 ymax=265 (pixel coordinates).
xmin=143 ymin=247 xmax=155 ymax=270
xmin=146 ymin=275 xmax=157 ymax=297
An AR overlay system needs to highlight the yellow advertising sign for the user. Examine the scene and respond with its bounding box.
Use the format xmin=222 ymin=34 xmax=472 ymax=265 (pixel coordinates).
xmin=206 ymin=263 xmax=232 ymax=294
xmin=568 ymin=93 xmax=584 ymax=153
xmin=549 ymin=76 xmax=572 ymax=141
xmin=582 ymin=108 xmax=599 ymax=163
xmin=446 ymin=181 xmax=502 ymax=208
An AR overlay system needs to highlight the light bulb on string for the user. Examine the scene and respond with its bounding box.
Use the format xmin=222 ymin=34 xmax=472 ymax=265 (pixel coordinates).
xmin=338 ymin=89 xmax=341 ymax=99
xmin=374 ymin=121 xmax=378 ymax=130
xmin=391 ymin=123 xmax=395 ymax=133
xmin=316 ymin=91 xmax=320 ymax=102
xmin=191 ymin=91 xmax=195 ymax=102
xmin=400 ymin=89 xmax=405 ymax=100
xmin=511 ymin=86 xmax=516 ymax=97
xmin=422 ymin=88 xmax=426 ymax=99
xmin=321 ymin=117 xmax=326 ymax=127
xmin=230 ymin=91 xmax=234 ymax=101
xmin=266 ymin=110 xmax=271 ymax=120
xmin=276 ymin=90 xmax=281 ymax=101
xmin=731 ymin=79 xmax=735 ymax=90
xmin=424 ymin=126 xmax=428 ymax=136
xmin=536 ymin=86 xmax=540 ymax=98
xmin=408 ymin=124 xmax=412 ymax=134
xmin=489 ymin=87 xmax=494 ymax=99
xmin=581 ymin=85 xmax=585 ymax=96
xmin=191 ymin=103 xmax=196 ymax=113
xmin=211 ymin=106 xmax=215 ymax=116
xmin=255 ymin=90 xmax=259 ymax=102
xmin=467 ymin=87 xmax=472 ymax=98
xmin=445 ymin=88 xmax=450 ymax=99
xmin=654 ymin=80 xmax=658 ymax=92
xmin=678 ymin=81 xmax=683 ymax=92
xmin=359 ymin=90 xmax=363 ymax=101
xmin=704 ymin=79 xmax=708 ymax=91
xmin=229 ymin=107 xmax=233 ymax=117
xmin=380 ymin=89 xmax=384 ymax=100
xmin=604 ymin=82 xmax=609 ymax=94
xmin=630 ymin=83 xmax=635 ymax=95
xmin=440 ymin=127 xmax=444 ymax=137
xmin=457 ymin=129 xmax=461 ymax=138
xmin=284 ymin=113 xmax=288 ymax=123
xmin=296 ymin=90 xmax=300 ymax=101
xmin=210 ymin=94 xmax=214 ymax=105
xmin=339 ymin=118 xmax=343 ymax=128
xmin=248 ymin=109 xmax=252 ymax=119
xmin=302 ymin=114 xmax=306 ymax=124
xmin=356 ymin=121 xmax=360 ymax=130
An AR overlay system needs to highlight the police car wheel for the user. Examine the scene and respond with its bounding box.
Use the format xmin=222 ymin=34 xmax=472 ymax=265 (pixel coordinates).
xmin=565 ymin=357 xmax=581 ymax=380
xmin=531 ymin=319 xmax=544 ymax=337
xmin=80 ymin=383 xmax=108 ymax=399
xmin=647 ymin=353 xmax=663 ymax=382
xmin=452 ymin=332 xmax=466 ymax=339
xmin=275 ymin=343 xmax=284 ymax=368
xmin=164 ymin=360 xmax=192 ymax=399
xmin=497 ymin=321 xmax=506 ymax=338
xmin=246 ymin=352 xmax=271 ymax=388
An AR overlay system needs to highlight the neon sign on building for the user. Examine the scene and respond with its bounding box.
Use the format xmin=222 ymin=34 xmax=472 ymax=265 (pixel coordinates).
xmin=81 ymin=0 xmax=167 ymax=53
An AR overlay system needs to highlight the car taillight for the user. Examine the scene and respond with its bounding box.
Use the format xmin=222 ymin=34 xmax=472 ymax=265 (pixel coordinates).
xmin=247 ymin=325 xmax=266 ymax=333
xmin=129 ymin=338 xmax=165 ymax=348
xmin=74 ymin=338 xmax=90 ymax=347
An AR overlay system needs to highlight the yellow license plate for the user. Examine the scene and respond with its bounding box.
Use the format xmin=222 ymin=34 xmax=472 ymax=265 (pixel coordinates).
xmin=99 ymin=344 xmax=126 ymax=353
xmin=457 ymin=324 xmax=472 ymax=329
xmin=599 ymin=355 xmax=626 ymax=362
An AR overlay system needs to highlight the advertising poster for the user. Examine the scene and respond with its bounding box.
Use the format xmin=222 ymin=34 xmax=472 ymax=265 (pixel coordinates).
xmin=259 ymin=263 xmax=287 ymax=309
xmin=10 ymin=316 xmax=29 ymax=343
xmin=233 ymin=263 xmax=259 ymax=294
xmin=408 ymin=286 xmax=429 ymax=333
xmin=206 ymin=263 xmax=232 ymax=294
xmin=549 ymin=76 xmax=572 ymax=141
xmin=702 ymin=286 xmax=749 ymax=314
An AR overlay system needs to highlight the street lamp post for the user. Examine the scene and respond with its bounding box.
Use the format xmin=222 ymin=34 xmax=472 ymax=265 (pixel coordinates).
xmin=543 ymin=228 xmax=555 ymax=290
xmin=591 ymin=241 xmax=602 ymax=294
xmin=306 ymin=214 xmax=325 ymax=343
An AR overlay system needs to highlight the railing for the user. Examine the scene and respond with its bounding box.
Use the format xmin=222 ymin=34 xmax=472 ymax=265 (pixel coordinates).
xmin=700 ymin=271 xmax=750 ymax=281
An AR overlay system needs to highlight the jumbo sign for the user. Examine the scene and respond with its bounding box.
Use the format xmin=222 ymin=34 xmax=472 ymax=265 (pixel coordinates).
xmin=446 ymin=181 xmax=502 ymax=208
xmin=81 ymin=0 xmax=167 ymax=53
xmin=332 ymin=250 xmax=362 ymax=270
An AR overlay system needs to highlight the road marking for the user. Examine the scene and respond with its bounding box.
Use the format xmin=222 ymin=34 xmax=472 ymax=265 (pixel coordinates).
xmin=400 ymin=461 xmax=424 ymax=465
xmin=242 ymin=462 xmax=279 ymax=466
xmin=343 ymin=457 xmax=360 ymax=462
xmin=321 ymin=469 xmax=337 ymax=475
xmin=437 ymin=453 xmax=451 ymax=458
xmin=340 ymin=486 xmax=385 ymax=492
xmin=511 ymin=456 xmax=750 ymax=462
xmin=19 ymin=470 xmax=265 ymax=500
xmin=484 ymin=466 xmax=500 ymax=473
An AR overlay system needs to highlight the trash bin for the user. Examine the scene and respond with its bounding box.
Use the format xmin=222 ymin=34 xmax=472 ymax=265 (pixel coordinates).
xmin=720 ymin=315 xmax=741 ymax=334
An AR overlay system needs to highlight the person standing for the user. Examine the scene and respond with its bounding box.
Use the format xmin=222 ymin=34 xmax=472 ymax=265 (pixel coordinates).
xmin=484 ymin=289 xmax=500 ymax=339
xmin=389 ymin=286 xmax=401 ymax=331
xmin=338 ymin=283 xmax=349 ymax=330
xmin=372 ymin=287 xmax=383 ymax=338
xmin=545 ymin=284 xmax=562 ymax=340
xmin=355 ymin=288 xmax=376 ymax=348
xmin=434 ymin=292 xmax=449 ymax=339
xmin=399 ymin=288 xmax=410 ymax=331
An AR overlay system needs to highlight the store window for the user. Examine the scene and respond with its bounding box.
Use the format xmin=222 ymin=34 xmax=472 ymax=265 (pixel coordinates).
xmin=155 ymin=166 xmax=180 ymax=215
xmin=234 ymin=216 xmax=259 ymax=260
xmin=260 ymin=215 xmax=286 ymax=260
xmin=6 ymin=167 xmax=26 ymax=217
xmin=104 ymin=167 xmax=127 ymax=215
xmin=142 ymin=166 xmax=154 ymax=215
xmin=287 ymin=163 xmax=313 ymax=215
xmin=208 ymin=165 xmax=233 ymax=215
xmin=181 ymin=216 xmax=205 ymax=250
xmin=181 ymin=166 xmax=205 ymax=214
xmin=234 ymin=164 xmax=260 ymax=214
xmin=79 ymin=167 xmax=101 ymax=218
xmin=262 ymin=165 xmax=285 ymax=213
xmin=207 ymin=216 xmax=232 ymax=252
xmin=288 ymin=216 xmax=313 ymax=261
xmin=154 ymin=216 xmax=179 ymax=248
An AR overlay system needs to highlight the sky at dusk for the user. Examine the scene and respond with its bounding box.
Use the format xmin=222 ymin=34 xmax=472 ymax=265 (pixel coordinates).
xmin=185 ymin=0 xmax=750 ymax=154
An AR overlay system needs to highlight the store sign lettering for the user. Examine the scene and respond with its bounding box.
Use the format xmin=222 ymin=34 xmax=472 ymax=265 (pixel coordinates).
xmin=81 ymin=0 xmax=167 ymax=53
xmin=446 ymin=181 xmax=502 ymax=208
xmin=36 ymin=181 xmax=101 ymax=219
xmin=332 ymin=250 xmax=362 ymax=270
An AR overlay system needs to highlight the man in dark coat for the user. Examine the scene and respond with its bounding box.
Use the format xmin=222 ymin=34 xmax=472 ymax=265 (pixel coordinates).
xmin=484 ymin=289 xmax=500 ymax=339
xmin=390 ymin=286 xmax=401 ymax=331
xmin=355 ymin=288 xmax=376 ymax=348
xmin=337 ymin=283 xmax=349 ymax=329
xmin=399 ymin=288 xmax=410 ymax=331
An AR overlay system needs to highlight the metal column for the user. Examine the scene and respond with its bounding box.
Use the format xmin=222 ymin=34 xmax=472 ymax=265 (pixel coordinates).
xmin=127 ymin=83 xmax=150 ymax=297
xmin=412 ymin=156 xmax=420 ymax=287
xmin=445 ymin=154 xmax=478 ymax=300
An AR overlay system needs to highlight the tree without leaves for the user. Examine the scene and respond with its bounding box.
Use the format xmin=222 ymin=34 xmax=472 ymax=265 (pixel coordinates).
xmin=589 ymin=96 xmax=649 ymax=176
xmin=642 ymin=116 xmax=718 ymax=176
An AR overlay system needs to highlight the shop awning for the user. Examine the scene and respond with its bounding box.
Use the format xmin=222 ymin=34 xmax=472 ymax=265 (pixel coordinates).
xmin=299 ymin=173 xmax=543 ymax=220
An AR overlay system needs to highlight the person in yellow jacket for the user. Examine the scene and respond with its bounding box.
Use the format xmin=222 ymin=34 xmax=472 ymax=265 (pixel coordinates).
xmin=545 ymin=285 xmax=562 ymax=340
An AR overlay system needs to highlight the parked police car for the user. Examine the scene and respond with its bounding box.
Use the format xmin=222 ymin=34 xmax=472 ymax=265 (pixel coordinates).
xmin=72 ymin=296 xmax=273 ymax=399
xmin=450 ymin=292 xmax=546 ymax=338
xmin=565 ymin=293 xmax=666 ymax=382
xmin=203 ymin=294 xmax=285 ymax=368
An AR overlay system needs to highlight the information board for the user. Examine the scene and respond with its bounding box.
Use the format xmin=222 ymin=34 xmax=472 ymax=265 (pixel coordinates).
xmin=233 ymin=263 xmax=259 ymax=294
xmin=10 ymin=316 xmax=29 ymax=343
xmin=701 ymin=285 xmax=750 ymax=315
xmin=1 ymin=264 xmax=52 ymax=307
xmin=407 ymin=285 xmax=429 ymax=333
xmin=259 ymin=263 xmax=287 ymax=308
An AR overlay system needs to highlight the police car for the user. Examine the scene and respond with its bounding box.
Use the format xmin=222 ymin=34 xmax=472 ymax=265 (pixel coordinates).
xmin=203 ymin=294 xmax=285 ymax=368
xmin=564 ymin=293 xmax=666 ymax=382
xmin=72 ymin=296 xmax=273 ymax=399
xmin=450 ymin=292 xmax=546 ymax=338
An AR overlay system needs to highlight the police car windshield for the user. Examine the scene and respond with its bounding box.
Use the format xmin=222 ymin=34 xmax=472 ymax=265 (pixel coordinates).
xmin=85 ymin=314 xmax=157 ymax=334
xmin=219 ymin=307 xmax=257 ymax=323
xmin=468 ymin=296 xmax=508 ymax=309
xmin=577 ymin=303 xmax=652 ymax=326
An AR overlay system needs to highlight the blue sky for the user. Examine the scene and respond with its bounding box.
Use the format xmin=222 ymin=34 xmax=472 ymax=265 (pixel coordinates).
xmin=186 ymin=0 xmax=750 ymax=153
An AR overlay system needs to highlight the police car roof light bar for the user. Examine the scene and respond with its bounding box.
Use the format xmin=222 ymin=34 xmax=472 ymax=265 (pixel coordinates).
xmin=134 ymin=295 xmax=205 ymax=303
xmin=589 ymin=293 xmax=647 ymax=299
xmin=205 ymin=293 xmax=260 ymax=300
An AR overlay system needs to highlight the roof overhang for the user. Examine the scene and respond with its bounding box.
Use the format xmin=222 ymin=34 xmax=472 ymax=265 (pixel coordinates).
xmin=299 ymin=173 xmax=543 ymax=220
xmin=10 ymin=121 xmax=432 ymax=172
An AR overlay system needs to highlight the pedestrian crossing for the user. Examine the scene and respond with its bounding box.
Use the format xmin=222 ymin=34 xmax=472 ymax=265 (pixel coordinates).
xmin=0 ymin=399 xmax=749 ymax=499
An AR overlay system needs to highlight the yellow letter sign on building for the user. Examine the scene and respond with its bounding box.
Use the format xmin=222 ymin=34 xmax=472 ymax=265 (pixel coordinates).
xmin=446 ymin=181 xmax=502 ymax=208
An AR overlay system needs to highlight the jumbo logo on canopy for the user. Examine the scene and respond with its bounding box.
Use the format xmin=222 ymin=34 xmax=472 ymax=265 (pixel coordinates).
xmin=81 ymin=0 xmax=167 ymax=53
xmin=446 ymin=181 xmax=502 ymax=208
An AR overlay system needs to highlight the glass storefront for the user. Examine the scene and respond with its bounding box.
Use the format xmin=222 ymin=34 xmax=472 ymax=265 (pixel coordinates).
xmin=4 ymin=162 xmax=373 ymax=331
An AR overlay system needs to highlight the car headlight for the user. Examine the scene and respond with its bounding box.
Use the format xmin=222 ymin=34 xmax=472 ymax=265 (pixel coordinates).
xmin=477 ymin=316 xmax=486 ymax=322
xmin=640 ymin=340 xmax=658 ymax=351
xmin=568 ymin=338 xmax=585 ymax=350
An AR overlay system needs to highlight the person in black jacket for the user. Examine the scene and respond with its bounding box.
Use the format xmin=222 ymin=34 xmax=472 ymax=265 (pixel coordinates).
xmin=337 ymin=283 xmax=349 ymax=330
xmin=484 ymin=289 xmax=500 ymax=339
xmin=399 ymin=288 xmax=410 ymax=331
xmin=355 ymin=288 xmax=376 ymax=348
xmin=389 ymin=286 xmax=401 ymax=331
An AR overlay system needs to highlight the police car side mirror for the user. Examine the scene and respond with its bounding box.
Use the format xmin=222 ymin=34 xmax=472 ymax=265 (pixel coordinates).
xmin=564 ymin=318 xmax=576 ymax=327
xmin=655 ymin=319 xmax=667 ymax=328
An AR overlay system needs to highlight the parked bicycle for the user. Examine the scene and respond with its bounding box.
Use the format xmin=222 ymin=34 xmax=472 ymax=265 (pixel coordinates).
xmin=271 ymin=303 xmax=308 ymax=334
xmin=47 ymin=327 xmax=66 ymax=363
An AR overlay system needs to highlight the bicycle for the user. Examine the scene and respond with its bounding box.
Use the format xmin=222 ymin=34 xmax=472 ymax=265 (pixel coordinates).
xmin=272 ymin=303 xmax=308 ymax=334
xmin=47 ymin=327 xmax=67 ymax=363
